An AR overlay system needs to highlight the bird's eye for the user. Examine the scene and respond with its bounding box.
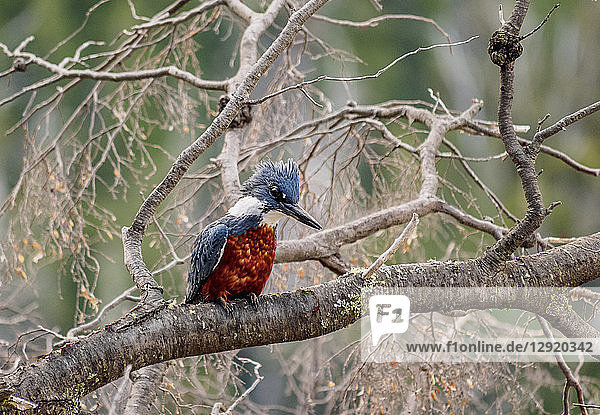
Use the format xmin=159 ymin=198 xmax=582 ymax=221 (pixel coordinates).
xmin=269 ymin=186 xmax=283 ymax=201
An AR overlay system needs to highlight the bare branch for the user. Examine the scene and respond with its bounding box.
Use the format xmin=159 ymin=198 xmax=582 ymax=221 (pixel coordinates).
xmin=311 ymin=13 xmax=452 ymax=46
xmin=44 ymin=0 xmax=111 ymax=60
xmin=217 ymin=130 xmax=243 ymax=206
xmin=217 ymin=358 xmax=264 ymax=415
xmin=126 ymin=0 xmax=150 ymax=22
xmin=276 ymin=196 xmax=506 ymax=264
xmin=419 ymin=101 xmax=483 ymax=197
xmin=519 ymin=3 xmax=560 ymax=42
xmin=224 ymin=0 xmax=258 ymax=24
xmin=67 ymin=287 xmax=138 ymax=338
xmin=4 ymin=231 xmax=600 ymax=410
xmin=0 ymin=44 xmax=229 ymax=93
xmin=436 ymin=201 xmax=505 ymax=240
xmin=441 ymin=137 xmax=518 ymax=223
xmin=248 ymin=36 xmax=478 ymax=105
xmin=464 ymin=120 xmax=600 ymax=176
xmin=532 ymin=99 xmax=600 ymax=150
xmin=537 ymin=316 xmax=588 ymax=415
xmin=1 ymin=1 xmax=599 ymax=412
xmin=130 ymin=0 xmax=224 ymax=30
xmin=362 ymin=213 xmax=419 ymax=280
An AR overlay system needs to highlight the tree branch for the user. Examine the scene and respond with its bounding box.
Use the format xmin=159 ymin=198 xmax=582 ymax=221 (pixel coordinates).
xmin=537 ymin=317 xmax=588 ymax=415
xmin=247 ymin=36 xmax=478 ymax=105
xmin=123 ymin=363 xmax=167 ymax=415
xmin=3 ymin=231 xmax=600 ymax=412
xmin=464 ymin=120 xmax=600 ymax=176
xmin=0 ymin=44 xmax=228 ymax=96
xmin=483 ymin=0 xmax=556 ymax=269
xmin=311 ymin=13 xmax=451 ymax=46
xmin=130 ymin=0 xmax=224 ymax=30
xmin=276 ymin=196 xmax=508 ymax=265
xmin=531 ymin=99 xmax=600 ymax=151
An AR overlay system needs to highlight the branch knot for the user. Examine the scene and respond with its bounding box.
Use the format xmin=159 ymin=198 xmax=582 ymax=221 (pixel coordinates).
xmin=11 ymin=57 xmax=27 ymax=72
xmin=219 ymin=95 xmax=252 ymax=129
xmin=488 ymin=25 xmax=523 ymax=67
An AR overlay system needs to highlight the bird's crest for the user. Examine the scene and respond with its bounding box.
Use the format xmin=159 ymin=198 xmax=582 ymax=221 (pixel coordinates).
xmin=241 ymin=158 xmax=300 ymax=204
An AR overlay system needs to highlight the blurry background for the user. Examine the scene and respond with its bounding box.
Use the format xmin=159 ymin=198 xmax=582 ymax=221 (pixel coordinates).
xmin=1 ymin=0 xmax=599 ymax=413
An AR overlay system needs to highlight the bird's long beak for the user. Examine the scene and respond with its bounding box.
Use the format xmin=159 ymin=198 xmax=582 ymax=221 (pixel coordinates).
xmin=280 ymin=203 xmax=322 ymax=230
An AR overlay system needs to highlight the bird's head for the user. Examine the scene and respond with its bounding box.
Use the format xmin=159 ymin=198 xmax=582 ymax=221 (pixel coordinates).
xmin=236 ymin=159 xmax=322 ymax=230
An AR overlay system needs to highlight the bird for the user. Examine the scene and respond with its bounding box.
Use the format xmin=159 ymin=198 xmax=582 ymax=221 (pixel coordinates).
xmin=185 ymin=159 xmax=322 ymax=308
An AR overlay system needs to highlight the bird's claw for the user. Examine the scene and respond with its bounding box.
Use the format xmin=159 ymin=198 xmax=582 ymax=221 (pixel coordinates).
xmin=248 ymin=292 xmax=259 ymax=309
xmin=217 ymin=297 xmax=232 ymax=314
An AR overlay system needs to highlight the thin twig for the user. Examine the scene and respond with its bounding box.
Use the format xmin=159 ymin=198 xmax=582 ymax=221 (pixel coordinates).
xmin=536 ymin=113 xmax=551 ymax=133
xmin=532 ymin=99 xmax=600 ymax=148
xmin=428 ymin=88 xmax=452 ymax=117
xmin=130 ymin=0 xmax=224 ymax=30
xmin=362 ymin=212 xmax=419 ymax=280
xmin=464 ymin=120 xmax=600 ymax=176
xmin=574 ymin=403 xmax=600 ymax=410
xmin=12 ymin=36 xmax=35 ymax=55
xmin=248 ymin=36 xmax=478 ymax=105
xmin=127 ymin=0 xmax=150 ymax=21
xmin=151 ymin=254 xmax=191 ymax=276
xmin=537 ymin=316 xmax=588 ymax=415
xmin=224 ymin=358 xmax=264 ymax=415
xmin=441 ymin=137 xmax=518 ymax=223
xmin=44 ymin=0 xmax=111 ymax=60
xmin=36 ymin=325 xmax=70 ymax=341
xmin=437 ymin=151 xmax=507 ymax=162
xmin=153 ymin=216 xmax=183 ymax=263
xmin=66 ymin=286 xmax=138 ymax=338
xmin=311 ymin=13 xmax=452 ymax=47
xmin=519 ymin=3 xmax=560 ymax=41
xmin=0 ymin=42 xmax=228 ymax=92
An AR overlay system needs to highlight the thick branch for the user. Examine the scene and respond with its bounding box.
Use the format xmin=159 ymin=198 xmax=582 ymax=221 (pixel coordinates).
xmin=123 ymin=363 xmax=167 ymax=415
xmin=483 ymin=0 xmax=552 ymax=269
xmin=276 ymin=198 xmax=435 ymax=263
xmin=3 ymin=232 xmax=600 ymax=412
xmin=217 ymin=129 xmax=243 ymax=206
xmin=276 ymin=196 xmax=505 ymax=264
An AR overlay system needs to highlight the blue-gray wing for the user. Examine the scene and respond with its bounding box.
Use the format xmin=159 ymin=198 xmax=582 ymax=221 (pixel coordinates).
xmin=185 ymin=222 xmax=228 ymax=304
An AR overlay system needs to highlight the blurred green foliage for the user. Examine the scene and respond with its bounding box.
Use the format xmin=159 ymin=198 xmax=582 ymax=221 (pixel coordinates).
xmin=0 ymin=1 xmax=599 ymax=412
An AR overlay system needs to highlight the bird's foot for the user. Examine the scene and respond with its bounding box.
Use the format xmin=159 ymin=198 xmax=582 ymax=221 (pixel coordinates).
xmin=248 ymin=292 xmax=259 ymax=310
xmin=217 ymin=297 xmax=232 ymax=314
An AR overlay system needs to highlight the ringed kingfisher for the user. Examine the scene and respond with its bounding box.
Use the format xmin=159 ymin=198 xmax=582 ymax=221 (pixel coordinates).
xmin=185 ymin=159 xmax=322 ymax=307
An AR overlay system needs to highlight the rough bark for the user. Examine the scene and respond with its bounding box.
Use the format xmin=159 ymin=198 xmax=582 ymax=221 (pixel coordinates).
xmin=2 ymin=231 xmax=600 ymax=414
xmin=122 ymin=363 xmax=167 ymax=415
